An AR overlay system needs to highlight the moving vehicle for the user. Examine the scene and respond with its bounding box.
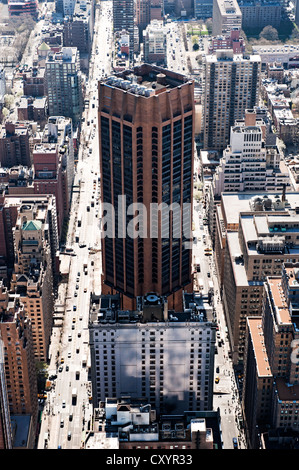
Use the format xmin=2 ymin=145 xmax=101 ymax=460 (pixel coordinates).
xmin=72 ymin=388 xmax=77 ymax=406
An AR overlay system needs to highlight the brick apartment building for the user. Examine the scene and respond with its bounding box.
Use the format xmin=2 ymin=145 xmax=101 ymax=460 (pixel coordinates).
xmin=0 ymin=122 xmax=31 ymax=168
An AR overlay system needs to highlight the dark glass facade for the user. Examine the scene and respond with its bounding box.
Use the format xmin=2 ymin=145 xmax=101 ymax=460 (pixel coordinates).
xmin=99 ymin=67 xmax=194 ymax=308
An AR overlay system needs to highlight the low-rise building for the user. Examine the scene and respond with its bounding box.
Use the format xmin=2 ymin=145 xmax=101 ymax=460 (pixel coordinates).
xmin=208 ymin=28 xmax=245 ymax=54
xmin=85 ymin=397 xmax=220 ymax=449
xmin=252 ymin=44 xmax=299 ymax=70
xmin=17 ymin=97 xmax=48 ymax=127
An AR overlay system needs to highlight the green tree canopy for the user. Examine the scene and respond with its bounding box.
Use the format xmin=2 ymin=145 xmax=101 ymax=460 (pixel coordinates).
xmin=259 ymin=25 xmax=279 ymax=41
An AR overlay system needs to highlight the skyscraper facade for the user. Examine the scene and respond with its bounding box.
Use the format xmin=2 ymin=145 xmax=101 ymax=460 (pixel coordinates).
xmin=45 ymin=48 xmax=83 ymax=124
xmin=113 ymin=0 xmax=135 ymax=60
xmin=202 ymin=49 xmax=261 ymax=151
xmin=194 ymin=0 xmax=213 ymax=19
xmin=98 ymin=64 xmax=194 ymax=311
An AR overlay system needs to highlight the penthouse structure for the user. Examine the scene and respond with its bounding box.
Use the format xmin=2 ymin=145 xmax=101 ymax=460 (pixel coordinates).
xmin=87 ymin=397 xmax=219 ymax=449
xmin=202 ymin=50 xmax=261 ymax=151
xmin=212 ymin=0 xmax=242 ymax=36
xmin=242 ymin=264 xmax=299 ymax=448
xmin=89 ymin=292 xmax=215 ymax=415
xmin=98 ymin=64 xmax=194 ymax=311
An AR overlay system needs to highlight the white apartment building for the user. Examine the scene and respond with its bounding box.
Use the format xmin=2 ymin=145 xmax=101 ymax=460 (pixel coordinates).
xmin=143 ymin=20 xmax=166 ymax=64
xmin=212 ymin=0 xmax=242 ymax=36
xmin=89 ymin=292 xmax=216 ymax=415
xmin=213 ymin=110 xmax=290 ymax=195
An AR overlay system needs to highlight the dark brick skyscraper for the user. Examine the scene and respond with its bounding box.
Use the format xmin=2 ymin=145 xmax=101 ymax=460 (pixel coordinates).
xmin=98 ymin=64 xmax=195 ymax=311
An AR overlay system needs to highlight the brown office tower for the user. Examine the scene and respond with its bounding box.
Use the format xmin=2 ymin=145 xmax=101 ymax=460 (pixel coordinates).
xmin=98 ymin=64 xmax=194 ymax=311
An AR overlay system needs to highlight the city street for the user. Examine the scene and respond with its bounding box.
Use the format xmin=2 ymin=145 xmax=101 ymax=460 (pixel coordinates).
xmin=35 ymin=1 xmax=247 ymax=449
xmin=37 ymin=1 xmax=112 ymax=449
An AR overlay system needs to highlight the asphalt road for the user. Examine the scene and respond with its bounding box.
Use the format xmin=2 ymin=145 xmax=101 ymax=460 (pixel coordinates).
xmin=37 ymin=1 xmax=111 ymax=449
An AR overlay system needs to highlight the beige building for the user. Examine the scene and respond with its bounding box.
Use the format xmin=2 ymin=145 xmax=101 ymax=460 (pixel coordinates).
xmin=214 ymin=192 xmax=299 ymax=364
xmin=212 ymin=0 xmax=242 ymax=36
xmin=242 ymin=264 xmax=299 ymax=448
xmin=212 ymin=109 xmax=290 ymax=196
xmin=242 ymin=317 xmax=273 ymax=448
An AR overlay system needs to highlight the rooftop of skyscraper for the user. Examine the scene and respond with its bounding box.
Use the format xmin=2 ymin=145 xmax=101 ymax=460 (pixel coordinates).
xmin=89 ymin=291 xmax=214 ymax=325
xmin=103 ymin=64 xmax=190 ymax=97
xmin=205 ymin=50 xmax=261 ymax=62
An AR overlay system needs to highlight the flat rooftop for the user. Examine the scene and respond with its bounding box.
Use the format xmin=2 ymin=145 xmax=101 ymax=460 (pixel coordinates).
xmin=275 ymin=377 xmax=299 ymax=402
xmin=218 ymin=0 xmax=241 ymax=15
xmin=205 ymin=51 xmax=260 ymax=63
xmin=102 ymin=64 xmax=190 ymax=97
xmin=247 ymin=317 xmax=273 ymax=378
xmin=226 ymin=231 xmax=254 ymax=286
xmin=221 ymin=192 xmax=299 ymax=227
xmin=267 ymin=277 xmax=292 ymax=325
